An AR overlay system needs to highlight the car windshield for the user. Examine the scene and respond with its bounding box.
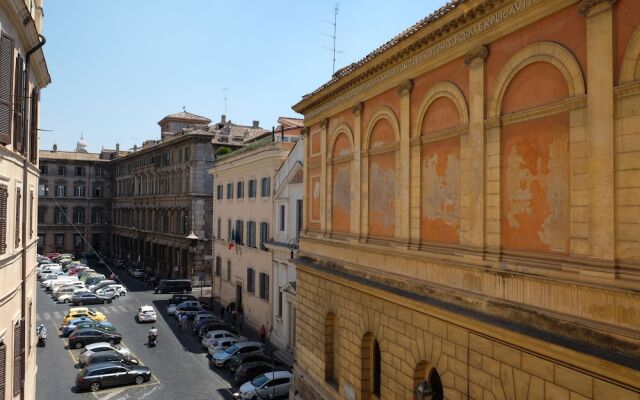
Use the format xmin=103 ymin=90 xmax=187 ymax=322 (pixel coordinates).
xmin=250 ymin=374 xmax=269 ymax=387
xmin=224 ymin=345 xmax=239 ymax=354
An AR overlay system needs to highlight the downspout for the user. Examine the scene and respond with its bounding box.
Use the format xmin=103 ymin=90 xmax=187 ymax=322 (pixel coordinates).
xmin=21 ymin=33 xmax=46 ymax=400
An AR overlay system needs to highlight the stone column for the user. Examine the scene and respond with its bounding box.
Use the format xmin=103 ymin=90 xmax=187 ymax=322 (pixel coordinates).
xmin=320 ymin=118 xmax=329 ymax=235
xmin=397 ymin=80 xmax=413 ymax=243
xmin=351 ymin=103 xmax=363 ymax=236
xmin=582 ymin=1 xmax=616 ymax=265
xmin=463 ymin=46 xmax=488 ymax=256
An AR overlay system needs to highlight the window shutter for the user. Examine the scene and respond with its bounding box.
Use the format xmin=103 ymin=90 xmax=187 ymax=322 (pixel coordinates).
xmin=0 ymin=342 xmax=6 ymax=396
xmin=29 ymin=191 xmax=33 ymax=239
xmin=0 ymin=33 xmax=14 ymax=145
xmin=0 ymin=185 xmax=7 ymax=254
xmin=13 ymin=319 xmax=24 ymax=396
xmin=30 ymin=89 xmax=39 ymax=162
xmin=15 ymin=187 xmax=20 ymax=248
xmin=12 ymin=53 xmax=23 ymax=153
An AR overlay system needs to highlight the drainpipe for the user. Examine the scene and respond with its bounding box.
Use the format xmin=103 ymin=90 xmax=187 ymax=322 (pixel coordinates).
xmin=20 ymin=33 xmax=46 ymax=400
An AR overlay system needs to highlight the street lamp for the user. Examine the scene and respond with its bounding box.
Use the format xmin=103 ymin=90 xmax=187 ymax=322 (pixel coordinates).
xmin=414 ymin=380 xmax=434 ymax=400
xmin=186 ymin=231 xmax=201 ymax=296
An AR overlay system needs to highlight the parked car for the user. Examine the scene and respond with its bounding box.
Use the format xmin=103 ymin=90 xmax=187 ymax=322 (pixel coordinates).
xmin=166 ymin=303 xmax=178 ymax=315
xmin=62 ymin=320 xmax=114 ymax=337
xmin=170 ymin=294 xmax=197 ymax=304
xmin=193 ymin=316 xmax=222 ymax=334
xmin=131 ymin=268 xmax=145 ymax=279
xmin=78 ymin=342 xmax=131 ymax=365
xmin=193 ymin=312 xmax=216 ymax=324
xmin=227 ymin=351 xmax=274 ymax=372
xmin=68 ymin=327 xmax=122 ymax=349
xmin=53 ymin=284 xmax=86 ymax=300
xmin=198 ymin=322 xmax=235 ymax=337
xmin=207 ymin=336 xmax=239 ymax=354
xmin=234 ymin=371 xmax=293 ymax=399
xmin=88 ymin=280 xmax=117 ymax=292
xmin=84 ymin=276 xmax=106 ymax=287
xmin=154 ymin=279 xmax=192 ymax=294
xmin=201 ymin=330 xmax=244 ymax=348
xmin=72 ymin=292 xmax=113 ymax=306
xmin=75 ymin=362 xmax=151 ymax=392
xmin=175 ymin=303 xmax=203 ymax=319
xmin=234 ymin=361 xmax=277 ymax=385
xmin=62 ymin=308 xmax=107 ymax=325
xmin=59 ymin=289 xmax=91 ymax=304
xmin=211 ymin=341 xmax=263 ymax=367
xmin=95 ymin=285 xmax=127 ymax=298
xmin=136 ymin=305 xmax=157 ymax=323
xmin=82 ymin=350 xmax=139 ymax=367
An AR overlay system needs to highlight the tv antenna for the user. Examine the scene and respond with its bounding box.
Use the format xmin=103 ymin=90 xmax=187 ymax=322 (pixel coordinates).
xmin=323 ymin=3 xmax=343 ymax=75
xmin=222 ymin=88 xmax=229 ymax=116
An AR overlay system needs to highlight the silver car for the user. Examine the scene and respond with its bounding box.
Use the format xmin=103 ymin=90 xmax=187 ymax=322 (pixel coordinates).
xmin=211 ymin=341 xmax=262 ymax=367
xmin=234 ymin=371 xmax=292 ymax=399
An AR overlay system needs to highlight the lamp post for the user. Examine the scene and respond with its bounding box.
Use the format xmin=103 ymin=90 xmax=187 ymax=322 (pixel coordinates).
xmin=186 ymin=230 xmax=200 ymax=296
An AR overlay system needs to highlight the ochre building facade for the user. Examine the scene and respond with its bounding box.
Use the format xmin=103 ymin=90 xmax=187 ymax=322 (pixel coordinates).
xmin=292 ymin=0 xmax=640 ymax=399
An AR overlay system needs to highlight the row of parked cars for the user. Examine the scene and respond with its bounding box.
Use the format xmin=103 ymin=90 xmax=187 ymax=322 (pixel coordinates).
xmin=37 ymin=254 xmax=128 ymax=306
xmin=38 ymin=253 xmax=153 ymax=393
xmin=163 ymin=294 xmax=293 ymax=399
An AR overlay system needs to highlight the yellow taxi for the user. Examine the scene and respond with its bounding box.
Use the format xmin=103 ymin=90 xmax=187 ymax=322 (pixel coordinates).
xmin=62 ymin=307 xmax=107 ymax=325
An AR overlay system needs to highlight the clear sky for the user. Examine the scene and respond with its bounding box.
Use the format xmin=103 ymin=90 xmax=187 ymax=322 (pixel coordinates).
xmin=40 ymin=1 xmax=442 ymax=153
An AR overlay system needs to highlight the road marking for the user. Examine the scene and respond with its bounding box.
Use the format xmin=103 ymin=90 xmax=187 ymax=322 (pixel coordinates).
xmin=43 ymin=312 xmax=51 ymax=320
xmin=107 ymin=305 xmax=119 ymax=313
xmin=35 ymin=313 xmax=41 ymax=321
xmin=117 ymin=306 xmax=128 ymax=312
xmin=92 ymin=387 xmax=126 ymax=400
xmin=53 ymin=311 xmax=63 ymax=320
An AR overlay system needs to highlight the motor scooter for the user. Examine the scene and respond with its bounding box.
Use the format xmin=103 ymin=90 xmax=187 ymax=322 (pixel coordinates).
xmin=148 ymin=332 xmax=158 ymax=347
xmin=36 ymin=325 xmax=47 ymax=347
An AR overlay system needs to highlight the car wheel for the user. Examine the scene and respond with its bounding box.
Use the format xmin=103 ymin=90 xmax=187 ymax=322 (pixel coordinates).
xmin=120 ymin=292 xmax=126 ymax=297
xmin=108 ymin=339 xmax=115 ymax=345
xmin=113 ymin=295 xmax=119 ymax=300
xmin=89 ymin=382 xmax=101 ymax=392
xmin=134 ymin=375 xmax=145 ymax=385
xmin=75 ymin=341 xmax=83 ymax=349
xmin=78 ymin=301 xmax=84 ymax=306
xmin=103 ymin=299 xmax=109 ymax=304
xmin=64 ymin=299 xmax=70 ymax=304
xmin=182 ymin=289 xmax=187 ymax=294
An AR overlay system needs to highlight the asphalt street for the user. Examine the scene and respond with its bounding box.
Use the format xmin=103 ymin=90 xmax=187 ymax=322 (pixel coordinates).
xmin=35 ymin=264 xmax=241 ymax=400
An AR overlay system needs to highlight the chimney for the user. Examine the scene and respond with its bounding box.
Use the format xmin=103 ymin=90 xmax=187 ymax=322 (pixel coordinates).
xmin=221 ymin=114 xmax=226 ymax=124
xmin=52 ymin=143 xmax=57 ymax=152
xmin=116 ymin=143 xmax=120 ymax=152
xmin=252 ymin=120 xmax=259 ymax=128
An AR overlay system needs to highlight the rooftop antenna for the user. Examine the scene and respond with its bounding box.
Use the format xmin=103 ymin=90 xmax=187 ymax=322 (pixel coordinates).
xmin=222 ymin=88 xmax=229 ymax=116
xmin=323 ymin=3 xmax=343 ymax=75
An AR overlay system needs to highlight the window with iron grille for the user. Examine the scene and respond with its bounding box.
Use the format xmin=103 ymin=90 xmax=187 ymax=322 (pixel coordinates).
xmin=247 ymin=268 xmax=255 ymax=293
xmin=0 ymin=185 xmax=7 ymax=254
xmin=226 ymin=183 xmax=233 ymax=199
xmin=246 ymin=221 xmax=256 ymax=248
xmin=259 ymin=222 xmax=269 ymax=251
xmin=248 ymin=179 xmax=256 ymax=198
xmin=216 ymin=185 xmax=223 ymax=200
xmin=15 ymin=188 xmax=20 ymax=248
xmin=237 ymin=181 xmax=244 ymax=198
xmin=260 ymin=177 xmax=271 ymax=197
xmin=259 ymin=272 xmax=269 ymax=300
xmin=215 ymin=256 xmax=221 ymax=276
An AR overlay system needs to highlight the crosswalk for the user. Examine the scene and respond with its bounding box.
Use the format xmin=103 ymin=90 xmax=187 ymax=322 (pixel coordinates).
xmin=36 ymin=304 xmax=140 ymax=324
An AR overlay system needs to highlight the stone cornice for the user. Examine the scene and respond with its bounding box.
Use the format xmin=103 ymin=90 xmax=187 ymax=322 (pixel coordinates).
xmin=577 ymin=0 xmax=616 ymax=17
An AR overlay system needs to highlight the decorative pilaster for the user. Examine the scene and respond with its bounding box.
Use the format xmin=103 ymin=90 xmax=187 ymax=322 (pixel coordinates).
xmin=397 ymin=80 xmax=413 ymax=243
xmin=463 ymin=46 xmax=488 ymax=255
xmin=301 ymin=127 xmax=309 ymax=233
xmin=584 ymin=0 xmax=616 ymax=265
xmin=320 ymin=118 xmax=329 ymax=235
xmin=352 ymin=103 xmax=363 ymax=236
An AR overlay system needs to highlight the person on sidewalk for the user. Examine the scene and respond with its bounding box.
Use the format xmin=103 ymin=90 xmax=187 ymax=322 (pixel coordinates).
xmin=260 ymin=324 xmax=267 ymax=344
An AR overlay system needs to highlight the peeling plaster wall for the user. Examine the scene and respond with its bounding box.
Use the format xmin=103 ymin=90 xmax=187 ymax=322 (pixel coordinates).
xmin=368 ymin=121 xmax=397 ymax=238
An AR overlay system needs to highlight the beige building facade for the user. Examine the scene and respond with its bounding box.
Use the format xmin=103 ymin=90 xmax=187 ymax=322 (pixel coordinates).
xmin=291 ymin=0 xmax=640 ymax=399
xmin=210 ymin=137 xmax=294 ymax=334
xmin=0 ymin=1 xmax=50 ymax=399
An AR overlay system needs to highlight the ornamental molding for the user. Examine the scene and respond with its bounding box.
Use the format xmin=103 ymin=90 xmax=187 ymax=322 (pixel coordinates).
xmin=296 ymin=0 xmax=541 ymax=118
xmin=320 ymin=118 xmax=329 ymax=128
xmin=577 ymin=0 xmax=617 ymax=17
xmin=464 ymin=45 xmax=489 ymax=65
xmin=352 ymin=102 xmax=363 ymax=116
xmin=396 ymin=79 xmax=414 ymax=96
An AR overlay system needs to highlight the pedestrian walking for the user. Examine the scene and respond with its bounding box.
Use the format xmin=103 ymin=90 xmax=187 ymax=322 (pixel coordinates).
xmin=260 ymin=324 xmax=267 ymax=344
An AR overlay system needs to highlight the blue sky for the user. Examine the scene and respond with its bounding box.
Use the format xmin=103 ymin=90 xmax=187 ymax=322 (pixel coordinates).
xmin=40 ymin=1 xmax=441 ymax=153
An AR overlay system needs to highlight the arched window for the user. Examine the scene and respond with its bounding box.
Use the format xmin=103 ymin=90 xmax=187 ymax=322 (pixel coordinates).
xmin=361 ymin=333 xmax=381 ymax=399
xmin=373 ymin=340 xmax=381 ymax=397
xmin=331 ymin=132 xmax=352 ymax=234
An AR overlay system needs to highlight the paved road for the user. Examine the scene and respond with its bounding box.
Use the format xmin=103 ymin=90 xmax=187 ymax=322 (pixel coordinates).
xmin=35 ymin=264 xmax=240 ymax=400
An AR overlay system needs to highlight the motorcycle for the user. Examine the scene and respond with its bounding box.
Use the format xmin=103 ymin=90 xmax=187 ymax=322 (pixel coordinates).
xmin=36 ymin=325 xmax=47 ymax=347
xmin=148 ymin=330 xmax=158 ymax=347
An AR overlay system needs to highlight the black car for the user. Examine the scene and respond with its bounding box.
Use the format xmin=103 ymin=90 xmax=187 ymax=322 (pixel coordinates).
xmin=170 ymin=294 xmax=197 ymax=304
xmin=83 ymin=350 xmax=139 ymax=367
xmin=154 ymin=279 xmax=192 ymax=294
xmin=72 ymin=292 xmax=112 ymax=306
xmin=234 ymin=361 xmax=276 ymax=384
xmin=75 ymin=362 xmax=151 ymax=392
xmin=227 ymin=351 xmax=273 ymax=371
xmin=69 ymin=328 xmax=122 ymax=349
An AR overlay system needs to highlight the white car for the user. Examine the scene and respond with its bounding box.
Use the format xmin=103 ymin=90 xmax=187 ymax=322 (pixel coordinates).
xmin=207 ymin=337 xmax=239 ymax=356
xmin=235 ymin=371 xmax=293 ymax=399
xmin=53 ymin=281 xmax=85 ymax=295
xmin=201 ymin=330 xmax=244 ymax=348
xmin=137 ymin=305 xmax=157 ymax=323
xmin=53 ymin=285 xmax=86 ymax=300
xmin=96 ymin=285 xmax=127 ymax=298
xmin=59 ymin=289 xmax=91 ymax=304
xmin=78 ymin=342 xmax=131 ymax=366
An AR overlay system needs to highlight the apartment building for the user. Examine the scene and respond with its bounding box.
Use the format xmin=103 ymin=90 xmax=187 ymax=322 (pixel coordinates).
xmin=0 ymin=1 xmax=50 ymax=399
xmin=291 ymin=0 xmax=640 ymax=399
xmin=210 ymin=135 xmax=294 ymax=334
xmin=37 ymin=139 xmax=122 ymax=256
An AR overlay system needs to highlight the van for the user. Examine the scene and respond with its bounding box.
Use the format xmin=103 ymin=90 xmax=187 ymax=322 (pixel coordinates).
xmin=154 ymin=279 xmax=192 ymax=294
xmin=37 ymin=265 xmax=62 ymax=279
